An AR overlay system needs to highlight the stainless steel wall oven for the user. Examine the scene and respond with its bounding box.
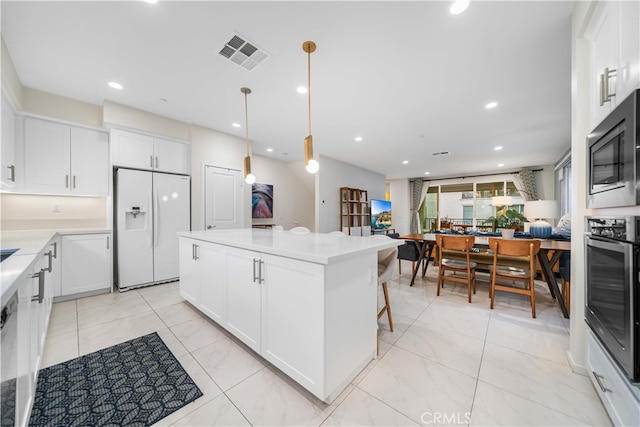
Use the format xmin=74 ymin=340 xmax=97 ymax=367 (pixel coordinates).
xmin=586 ymin=89 xmax=639 ymax=209
xmin=585 ymin=216 xmax=640 ymax=382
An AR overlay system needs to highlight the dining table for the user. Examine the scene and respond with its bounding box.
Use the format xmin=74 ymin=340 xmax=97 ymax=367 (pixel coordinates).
xmin=398 ymin=233 xmax=571 ymax=318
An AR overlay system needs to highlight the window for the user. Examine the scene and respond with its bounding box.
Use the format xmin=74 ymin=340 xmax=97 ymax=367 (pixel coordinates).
xmin=417 ymin=178 xmax=525 ymax=232
xmin=556 ymin=157 xmax=571 ymax=216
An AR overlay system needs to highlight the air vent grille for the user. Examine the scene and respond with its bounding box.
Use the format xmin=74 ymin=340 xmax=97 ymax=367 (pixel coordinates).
xmin=432 ymin=151 xmax=450 ymax=156
xmin=219 ymin=33 xmax=270 ymax=71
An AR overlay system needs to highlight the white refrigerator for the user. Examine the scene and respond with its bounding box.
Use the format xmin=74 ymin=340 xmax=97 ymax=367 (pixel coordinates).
xmin=115 ymin=168 xmax=190 ymax=290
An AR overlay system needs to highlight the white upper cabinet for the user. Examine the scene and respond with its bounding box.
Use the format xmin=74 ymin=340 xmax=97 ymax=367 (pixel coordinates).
xmin=587 ymin=1 xmax=640 ymax=128
xmin=618 ymin=0 xmax=640 ymax=101
xmin=23 ymin=117 xmax=109 ymax=195
xmin=1 ymin=94 xmax=17 ymax=190
xmin=111 ymin=128 xmax=189 ymax=174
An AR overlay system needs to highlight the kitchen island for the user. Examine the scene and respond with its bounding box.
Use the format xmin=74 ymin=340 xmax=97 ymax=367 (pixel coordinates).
xmin=178 ymin=229 xmax=400 ymax=403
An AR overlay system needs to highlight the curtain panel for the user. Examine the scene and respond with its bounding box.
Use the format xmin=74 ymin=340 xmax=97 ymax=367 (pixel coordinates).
xmin=409 ymin=179 xmax=423 ymax=233
xmin=511 ymin=168 xmax=538 ymax=201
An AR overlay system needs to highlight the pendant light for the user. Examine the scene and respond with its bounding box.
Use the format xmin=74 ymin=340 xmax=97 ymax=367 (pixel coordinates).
xmin=241 ymin=87 xmax=256 ymax=184
xmin=303 ymin=41 xmax=319 ymax=174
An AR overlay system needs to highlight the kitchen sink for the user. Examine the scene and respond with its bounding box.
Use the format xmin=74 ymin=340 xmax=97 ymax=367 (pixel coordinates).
xmin=0 ymin=249 xmax=19 ymax=263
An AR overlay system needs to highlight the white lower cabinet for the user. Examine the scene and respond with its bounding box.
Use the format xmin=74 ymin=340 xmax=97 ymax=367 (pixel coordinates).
xmin=260 ymin=253 xmax=324 ymax=395
xmin=179 ymin=239 xmax=225 ymax=323
xmin=586 ymin=329 xmax=640 ymax=426
xmin=16 ymin=270 xmax=35 ymax=427
xmin=61 ymin=233 xmax=111 ymax=296
xmin=48 ymin=236 xmax=61 ymax=298
xmin=225 ymin=246 xmax=262 ymax=353
xmin=15 ymin=242 xmax=56 ymax=426
xmin=178 ymin=236 xmax=377 ymax=402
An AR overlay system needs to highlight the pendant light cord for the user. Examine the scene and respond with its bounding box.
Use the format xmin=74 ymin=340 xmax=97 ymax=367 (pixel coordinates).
xmin=307 ymin=47 xmax=311 ymax=136
xmin=244 ymin=90 xmax=250 ymax=156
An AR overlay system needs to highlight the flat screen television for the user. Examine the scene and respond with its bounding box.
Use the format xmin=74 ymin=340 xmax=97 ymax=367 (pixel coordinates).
xmin=371 ymin=199 xmax=392 ymax=229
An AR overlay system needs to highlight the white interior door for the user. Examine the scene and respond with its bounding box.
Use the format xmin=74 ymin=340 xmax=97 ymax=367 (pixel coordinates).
xmin=153 ymin=172 xmax=190 ymax=282
xmin=116 ymin=169 xmax=154 ymax=288
xmin=204 ymin=165 xmax=243 ymax=230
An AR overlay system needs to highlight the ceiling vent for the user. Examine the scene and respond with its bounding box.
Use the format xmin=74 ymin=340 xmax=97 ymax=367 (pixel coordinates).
xmin=432 ymin=151 xmax=450 ymax=156
xmin=219 ymin=33 xmax=270 ymax=71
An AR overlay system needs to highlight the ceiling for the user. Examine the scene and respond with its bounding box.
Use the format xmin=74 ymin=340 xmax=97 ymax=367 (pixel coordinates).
xmin=1 ymin=1 xmax=573 ymax=180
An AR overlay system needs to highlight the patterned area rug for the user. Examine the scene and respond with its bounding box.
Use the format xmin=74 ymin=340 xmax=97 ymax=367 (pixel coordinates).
xmin=29 ymin=332 xmax=202 ymax=427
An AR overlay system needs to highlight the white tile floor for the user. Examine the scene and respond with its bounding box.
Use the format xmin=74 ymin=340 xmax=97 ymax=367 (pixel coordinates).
xmin=42 ymin=263 xmax=611 ymax=426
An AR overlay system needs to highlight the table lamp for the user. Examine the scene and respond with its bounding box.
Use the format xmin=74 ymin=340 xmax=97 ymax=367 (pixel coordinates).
xmin=491 ymin=196 xmax=513 ymax=216
xmin=524 ymin=200 xmax=559 ymax=238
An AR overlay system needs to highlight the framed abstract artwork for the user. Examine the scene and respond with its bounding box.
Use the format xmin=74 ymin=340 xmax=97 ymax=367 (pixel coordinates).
xmin=252 ymin=183 xmax=273 ymax=218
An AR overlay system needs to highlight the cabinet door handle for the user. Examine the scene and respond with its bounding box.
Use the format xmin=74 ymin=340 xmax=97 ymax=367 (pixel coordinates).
xmin=592 ymin=371 xmax=612 ymax=393
xmin=7 ymin=165 xmax=15 ymax=182
xmin=51 ymin=241 xmax=57 ymax=259
xmin=106 ymin=236 xmax=110 ymax=250
xmin=259 ymin=260 xmax=265 ymax=283
xmin=192 ymin=244 xmax=199 ymax=261
xmin=73 ymin=175 xmax=76 ymax=189
xmin=45 ymin=250 xmax=53 ymax=273
xmin=253 ymin=258 xmax=259 ymax=283
xmin=31 ymin=269 xmax=45 ymax=304
xmin=155 ymin=156 xmax=158 ymax=168
xmin=65 ymin=174 xmax=69 ymax=188
xmin=150 ymin=155 xmax=154 ymax=168
xmin=600 ymin=67 xmax=617 ymax=106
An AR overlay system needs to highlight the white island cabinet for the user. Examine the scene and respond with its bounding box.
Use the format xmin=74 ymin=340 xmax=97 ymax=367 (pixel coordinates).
xmin=179 ymin=229 xmax=400 ymax=403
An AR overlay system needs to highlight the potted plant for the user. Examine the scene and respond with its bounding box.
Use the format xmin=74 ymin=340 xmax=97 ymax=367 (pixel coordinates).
xmin=487 ymin=209 xmax=528 ymax=238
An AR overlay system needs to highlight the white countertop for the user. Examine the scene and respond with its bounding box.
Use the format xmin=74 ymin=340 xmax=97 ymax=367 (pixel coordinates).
xmin=1 ymin=228 xmax=111 ymax=307
xmin=179 ymin=229 xmax=402 ymax=264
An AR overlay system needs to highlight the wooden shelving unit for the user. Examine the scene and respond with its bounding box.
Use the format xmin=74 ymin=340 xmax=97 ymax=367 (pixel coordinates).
xmin=339 ymin=187 xmax=370 ymax=236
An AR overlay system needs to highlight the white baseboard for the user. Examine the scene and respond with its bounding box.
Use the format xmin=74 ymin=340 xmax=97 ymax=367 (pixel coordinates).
xmin=567 ymin=349 xmax=588 ymax=376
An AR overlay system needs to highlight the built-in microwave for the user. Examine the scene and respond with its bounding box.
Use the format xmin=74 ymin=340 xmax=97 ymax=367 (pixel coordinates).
xmin=587 ymin=89 xmax=639 ymax=209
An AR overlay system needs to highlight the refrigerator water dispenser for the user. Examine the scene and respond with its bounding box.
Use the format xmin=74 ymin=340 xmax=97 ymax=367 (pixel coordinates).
xmin=125 ymin=207 xmax=147 ymax=230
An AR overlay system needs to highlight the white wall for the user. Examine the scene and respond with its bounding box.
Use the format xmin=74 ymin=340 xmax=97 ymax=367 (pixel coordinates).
xmin=316 ymin=155 xmax=386 ymax=233
xmin=535 ymin=165 xmax=556 ymax=200
xmin=189 ymin=124 xmax=248 ymax=230
xmin=0 ymin=193 xmax=107 ymax=230
xmin=388 ymin=179 xmax=410 ymax=235
xmin=103 ymin=100 xmax=189 ymax=141
xmin=23 ymin=87 xmax=103 ymax=128
xmin=251 ymin=155 xmax=314 ymax=230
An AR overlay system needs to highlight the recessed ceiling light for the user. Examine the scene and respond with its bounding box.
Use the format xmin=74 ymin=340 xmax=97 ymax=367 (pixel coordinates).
xmin=232 ymin=123 xmax=241 ymax=128
xmin=354 ymin=137 xmax=363 ymax=142
xmin=108 ymin=81 xmax=123 ymax=90
xmin=450 ymin=0 xmax=470 ymax=15
xmin=424 ymin=172 xmax=430 ymax=175
xmin=266 ymin=148 xmax=273 ymax=152
xmin=143 ymin=0 xmax=158 ymax=4
xmin=402 ymin=160 xmax=409 ymax=164
xmin=485 ymin=101 xmax=498 ymax=109
xmin=494 ymin=146 xmax=503 ymax=151
xmin=498 ymin=163 xmax=505 ymax=167
xmin=297 ymin=87 xmax=308 ymax=94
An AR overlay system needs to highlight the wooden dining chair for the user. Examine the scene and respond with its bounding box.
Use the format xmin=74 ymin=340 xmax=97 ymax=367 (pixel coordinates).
xmin=488 ymin=238 xmax=542 ymax=318
xmin=435 ymin=234 xmax=477 ymax=303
